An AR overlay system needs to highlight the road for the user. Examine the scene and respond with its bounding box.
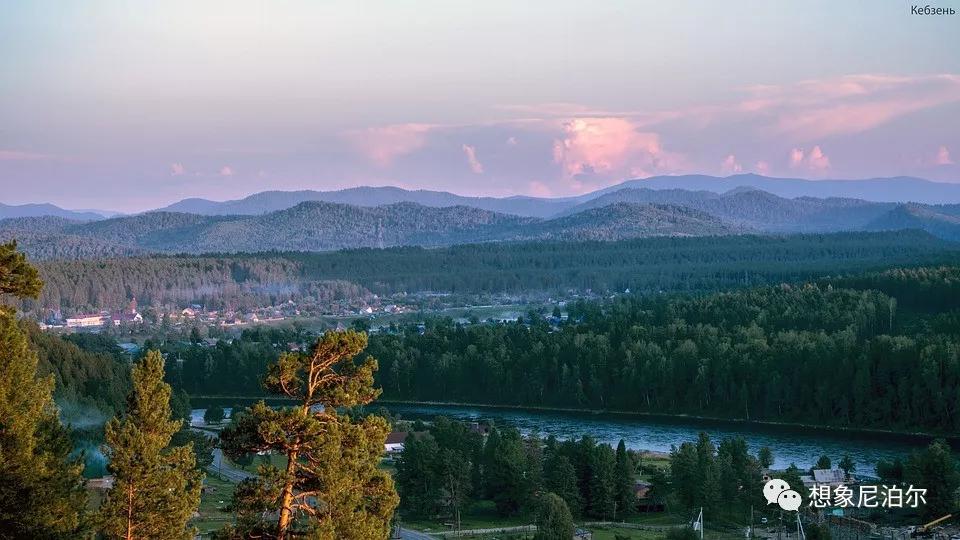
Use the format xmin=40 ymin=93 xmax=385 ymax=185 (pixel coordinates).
xmin=395 ymin=527 xmax=436 ymax=540
xmin=208 ymin=448 xmax=254 ymax=483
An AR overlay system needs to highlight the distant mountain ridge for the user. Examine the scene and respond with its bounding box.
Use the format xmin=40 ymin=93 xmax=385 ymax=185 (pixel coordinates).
xmin=153 ymin=174 xmax=960 ymax=218
xmin=0 ymin=200 xmax=735 ymax=258
xmin=0 ymin=202 xmax=109 ymax=221
xmin=7 ymin=174 xmax=960 ymax=221
xmin=6 ymin=174 xmax=960 ymax=260
xmin=160 ymin=186 xmax=573 ymax=218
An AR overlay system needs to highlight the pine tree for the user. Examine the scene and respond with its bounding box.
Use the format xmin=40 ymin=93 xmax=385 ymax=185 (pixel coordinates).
xmin=219 ymin=330 xmax=399 ymax=539
xmin=0 ymin=241 xmax=87 ymax=538
xmin=757 ymin=446 xmax=774 ymax=469
xmin=100 ymin=351 xmax=202 ymax=539
xmin=544 ymin=453 xmax=582 ymax=516
xmin=395 ymin=436 xmax=441 ymax=516
xmin=614 ymin=440 xmax=635 ymax=518
xmin=589 ymin=444 xmax=616 ymax=519
xmin=534 ymin=492 xmax=575 ymax=540
xmin=905 ymin=439 xmax=960 ymax=519
xmin=486 ymin=428 xmax=532 ymax=516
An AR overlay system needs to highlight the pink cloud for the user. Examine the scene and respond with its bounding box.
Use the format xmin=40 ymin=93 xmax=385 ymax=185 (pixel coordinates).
xmin=170 ymin=162 xmax=185 ymax=176
xmin=755 ymin=161 xmax=770 ymax=175
xmin=0 ymin=150 xmax=55 ymax=161
xmin=936 ymin=145 xmax=954 ymax=166
xmin=506 ymin=136 xmax=518 ymax=146
xmin=744 ymin=74 xmax=960 ymax=140
xmin=551 ymin=117 xmax=684 ymax=185
xmin=789 ymin=146 xmax=830 ymax=172
xmin=219 ymin=165 xmax=234 ymax=176
xmin=461 ymin=144 xmax=484 ymax=174
xmin=720 ymin=154 xmax=743 ymax=175
xmin=345 ymin=123 xmax=435 ymax=167
xmin=528 ymin=180 xmax=552 ymax=197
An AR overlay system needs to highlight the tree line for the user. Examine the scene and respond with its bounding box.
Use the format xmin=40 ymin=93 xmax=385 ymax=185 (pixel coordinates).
xmin=367 ymin=282 xmax=960 ymax=433
xmin=154 ymin=263 xmax=960 ymax=433
xmin=20 ymin=229 xmax=960 ymax=317
xmin=396 ymin=416 xmax=959 ymax=531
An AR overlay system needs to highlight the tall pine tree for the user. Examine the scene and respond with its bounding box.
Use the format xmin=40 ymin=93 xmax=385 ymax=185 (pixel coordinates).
xmin=0 ymin=241 xmax=87 ymax=538
xmin=219 ymin=330 xmax=398 ymax=539
xmin=99 ymin=351 xmax=202 ymax=540
xmin=614 ymin=439 xmax=635 ymax=518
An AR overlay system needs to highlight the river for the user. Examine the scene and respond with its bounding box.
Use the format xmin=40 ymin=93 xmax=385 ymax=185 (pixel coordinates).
xmin=381 ymin=404 xmax=941 ymax=474
xmin=190 ymin=400 xmax=949 ymax=474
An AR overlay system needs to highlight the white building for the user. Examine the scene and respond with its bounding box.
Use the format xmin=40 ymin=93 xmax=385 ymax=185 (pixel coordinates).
xmin=66 ymin=313 xmax=107 ymax=328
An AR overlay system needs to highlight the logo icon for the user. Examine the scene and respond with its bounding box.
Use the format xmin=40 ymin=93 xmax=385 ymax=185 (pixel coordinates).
xmin=764 ymin=479 xmax=801 ymax=511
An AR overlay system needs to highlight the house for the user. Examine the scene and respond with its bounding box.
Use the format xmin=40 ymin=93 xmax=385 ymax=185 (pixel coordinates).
xmin=384 ymin=431 xmax=409 ymax=454
xmin=812 ymin=468 xmax=849 ymax=486
xmin=467 ymin=422 xmax=492 ymax=437
xmin=66 ymin=313 xmax=107 ymax=328
xmin=86 ymin=476 xmax=114 ymax=491
xmin=111 ymin=310 xmax=143 ymax=326
xmin=635 ymin=480 xmax=665 ymax=512
xmin=117 ymin=342 xmax=141 ymax=356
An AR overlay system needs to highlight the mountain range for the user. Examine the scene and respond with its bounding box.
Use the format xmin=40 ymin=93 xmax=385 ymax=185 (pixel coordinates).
xmin=154 ymin=174 xmax=960 ymax=218
xmin=0 ymin=200 xmax=736 ymax=258
xmin=4 ymin=174 xmax=960 ymax=259
xmin=6 ymin=174 xmax=960 ymax=221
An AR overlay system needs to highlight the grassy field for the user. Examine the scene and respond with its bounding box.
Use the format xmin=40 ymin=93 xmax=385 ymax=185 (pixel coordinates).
xmin=191 ymin=473 xmax=237 ymax=535
xmin=402 ymin=499 xmax=533 ymax=533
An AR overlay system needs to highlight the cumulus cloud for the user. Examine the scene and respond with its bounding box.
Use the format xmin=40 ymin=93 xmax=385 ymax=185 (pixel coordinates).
xmin=789 ymin=146 xmax=830 ymax=172
xmin=344 ymin=123 xmax=435 ymax=167
xmin=720 ymin=154 xmax=743 ymax=175
xmin=755 ymin=161 xmax=770 ymax=175
xmin=219 ymin=165 xmax=234 ymax=176
xmin=170 ymin=162 xmax=185 ymax=176
xmin=461 ymin=144 xmax=484 ymax=174
xmin=551 ymin=117 xmax=684 ymax=187
xmin=936 ymin=145 xmax=954 ymax=165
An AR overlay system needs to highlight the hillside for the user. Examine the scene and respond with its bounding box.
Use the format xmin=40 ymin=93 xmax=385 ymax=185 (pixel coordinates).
xmin=520 ymin=202 xmax=740 ymax=240
xmin=151 ymin=174 xmax=960 ymax=219
xmin=595 ymin=174 xmax=960 ymax=205
xmin=865 ymin=203 xmax=960 ymax=241
xmin=0 ymin=200 xmax=740 ymax=258
xmin=0 ymin=202 xmax=108 ymax=221
xmin=9 ymin=186 xmax=960 ymax=260
xmin=23 ymin=230 xmax=960 ymax=315
xmin=563 ymin=187 xmax=895 ymax=231
xmin=160 ymin=186 xmax=574 ymax=218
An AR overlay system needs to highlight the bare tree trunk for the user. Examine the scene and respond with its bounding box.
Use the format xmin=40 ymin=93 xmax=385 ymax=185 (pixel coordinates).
xmin=126 ymin=483 xmax=135 ymax=540
xmin=277 ymin=450 xmax=299 ymax=538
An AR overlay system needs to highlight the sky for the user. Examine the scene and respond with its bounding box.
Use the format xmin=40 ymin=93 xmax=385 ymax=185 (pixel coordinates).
xmin=1 ymin=0 xmax=959 ymax=212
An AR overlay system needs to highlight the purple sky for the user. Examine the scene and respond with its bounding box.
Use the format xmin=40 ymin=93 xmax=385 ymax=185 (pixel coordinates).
xmin=1 ymin=1 xmax=959 ymax=212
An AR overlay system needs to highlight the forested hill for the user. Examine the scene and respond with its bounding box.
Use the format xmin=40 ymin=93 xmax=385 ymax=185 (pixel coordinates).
xmin=10 ymin=186 xmax=960 ymax=260
xmin=0 ymin=200 xmax=736 ymax=258
xmin=20 ymin=230 xmax=960 ymax=315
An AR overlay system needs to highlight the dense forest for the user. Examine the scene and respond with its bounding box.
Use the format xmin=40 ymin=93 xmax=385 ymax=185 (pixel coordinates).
xmin=158 ymin=265 xmax=960 ymax=433
xmin=25 ymin=324 xmax=132 ymax=420
xmin=366 ymin=281 xmax=960 ymax=432
xmin=20 ymin=230 xmax=960 ymax=315
xmin=24 ymin=256 xmax=368 ymax=315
